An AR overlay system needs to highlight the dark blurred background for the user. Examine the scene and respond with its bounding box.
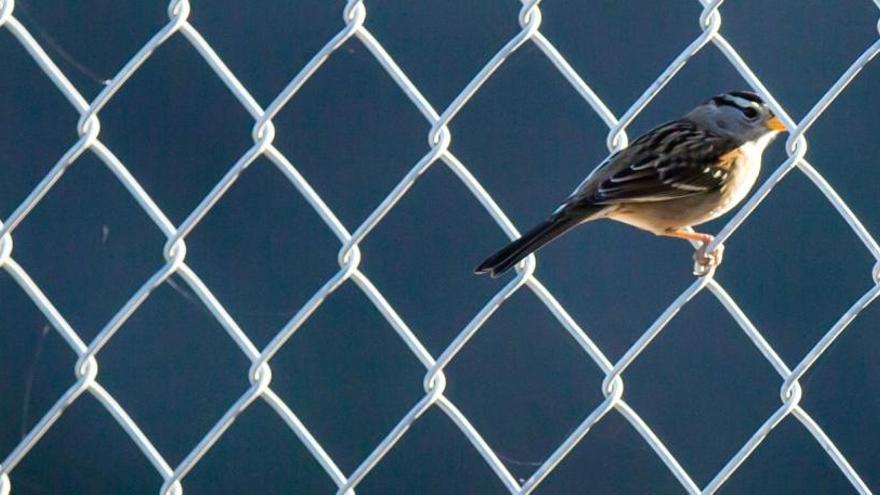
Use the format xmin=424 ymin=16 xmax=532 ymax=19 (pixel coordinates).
xmin=1 ymin=1 xmax=879 ymax=494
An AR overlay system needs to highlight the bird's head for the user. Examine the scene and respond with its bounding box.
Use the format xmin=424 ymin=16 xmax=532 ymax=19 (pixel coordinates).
xmin=687 ymin=90 xmax=786 ymax=144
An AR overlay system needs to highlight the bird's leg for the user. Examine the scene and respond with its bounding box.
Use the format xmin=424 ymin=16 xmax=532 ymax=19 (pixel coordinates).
xmin=663 ymin=229 xmax=724 ymax=276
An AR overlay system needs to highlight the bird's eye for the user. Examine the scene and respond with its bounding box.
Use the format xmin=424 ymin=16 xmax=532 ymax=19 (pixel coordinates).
xmin=742 ymin=107 xmax=759 ymax=119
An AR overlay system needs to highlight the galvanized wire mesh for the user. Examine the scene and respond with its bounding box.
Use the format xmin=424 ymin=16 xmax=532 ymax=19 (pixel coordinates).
xmin=2 ymin=0 xmax=880 ymax=493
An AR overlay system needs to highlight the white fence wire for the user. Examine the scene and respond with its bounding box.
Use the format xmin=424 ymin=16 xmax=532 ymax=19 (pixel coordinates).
xmin=1 ymin=0 xmax=880 ymax=493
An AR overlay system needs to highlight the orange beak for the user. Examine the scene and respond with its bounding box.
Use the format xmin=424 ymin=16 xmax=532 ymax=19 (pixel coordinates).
xmin=765 ymin=115 xmax=786 ymax=132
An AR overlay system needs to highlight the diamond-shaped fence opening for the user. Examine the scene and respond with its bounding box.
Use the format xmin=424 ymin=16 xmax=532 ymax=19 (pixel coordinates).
xmin=1 ymin=0 xmax=880 ymax=494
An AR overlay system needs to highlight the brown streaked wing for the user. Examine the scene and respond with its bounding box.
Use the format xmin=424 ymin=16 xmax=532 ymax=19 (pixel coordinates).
xmin=567 ymin=120 xmax=741 ymax=205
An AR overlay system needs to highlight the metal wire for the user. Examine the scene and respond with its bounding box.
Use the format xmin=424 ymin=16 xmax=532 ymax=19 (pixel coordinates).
xmin=1 ymin=0 xmax=879 ymax=493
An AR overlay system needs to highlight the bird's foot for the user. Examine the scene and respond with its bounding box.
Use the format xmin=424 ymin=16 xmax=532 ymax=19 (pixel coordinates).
xmin=693 ymin=237 xmax=724 ymax=277
xmin=661 ymin=228 xmax=725 ymax=276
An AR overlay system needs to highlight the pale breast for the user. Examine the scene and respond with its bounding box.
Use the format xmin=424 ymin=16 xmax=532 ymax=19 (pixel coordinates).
xmin=708 ymin=139 xmax=765 ymax=221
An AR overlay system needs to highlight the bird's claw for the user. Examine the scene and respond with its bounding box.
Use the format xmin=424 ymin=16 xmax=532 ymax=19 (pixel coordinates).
xmin=693 ymin=240 xmax=724 ymax=277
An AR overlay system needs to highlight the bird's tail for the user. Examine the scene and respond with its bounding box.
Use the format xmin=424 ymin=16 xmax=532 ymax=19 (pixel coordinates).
xmin=474 ymin=207 xmax=599 ymax=277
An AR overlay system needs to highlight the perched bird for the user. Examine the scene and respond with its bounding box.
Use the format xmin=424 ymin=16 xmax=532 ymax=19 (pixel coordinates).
xmin=475 ymin=90 xmax=785 ymax=277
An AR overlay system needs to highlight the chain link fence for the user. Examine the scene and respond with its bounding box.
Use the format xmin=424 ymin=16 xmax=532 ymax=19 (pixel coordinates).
xmin=2 ymin=0 xmax=880 ymax=493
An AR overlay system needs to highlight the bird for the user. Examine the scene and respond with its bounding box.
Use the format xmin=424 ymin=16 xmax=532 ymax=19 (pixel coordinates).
xmin=475 ymin=90 xmax=786 ymax=278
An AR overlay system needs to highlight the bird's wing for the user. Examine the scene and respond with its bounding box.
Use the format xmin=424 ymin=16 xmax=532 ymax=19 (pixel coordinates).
xmin=566 ymin=120 xmax=742 ymax=206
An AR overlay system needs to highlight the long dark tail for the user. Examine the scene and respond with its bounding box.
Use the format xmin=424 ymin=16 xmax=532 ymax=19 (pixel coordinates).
xmin=475 ymin=207 xmax=597 ymax=277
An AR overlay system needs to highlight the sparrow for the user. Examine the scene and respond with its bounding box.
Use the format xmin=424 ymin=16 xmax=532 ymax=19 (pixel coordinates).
xmin=475 ymin=91 xmax=785 ymax=277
